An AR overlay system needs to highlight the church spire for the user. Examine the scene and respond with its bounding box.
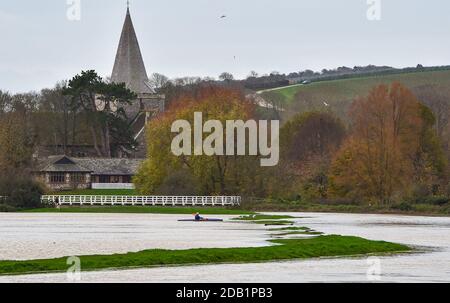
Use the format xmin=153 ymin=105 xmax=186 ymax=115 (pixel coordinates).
xmin=111 ymin=3 xmax=151 ymax=94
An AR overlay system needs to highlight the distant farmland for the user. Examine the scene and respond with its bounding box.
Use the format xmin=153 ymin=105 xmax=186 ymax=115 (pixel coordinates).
xmin=260 ymin=69 xmax=450 ymax=120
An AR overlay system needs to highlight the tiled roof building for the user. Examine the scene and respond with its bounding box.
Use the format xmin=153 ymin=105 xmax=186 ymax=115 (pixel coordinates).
xmin=34 ymin=156 xmax=143 ymax=191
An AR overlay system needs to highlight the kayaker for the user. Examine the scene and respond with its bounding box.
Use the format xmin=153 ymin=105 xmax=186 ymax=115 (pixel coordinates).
xmin=195 ymin=212 xmax=204 ymax=221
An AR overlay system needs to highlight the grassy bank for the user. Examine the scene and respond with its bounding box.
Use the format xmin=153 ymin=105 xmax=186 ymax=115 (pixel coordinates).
xmin=241 ymin=200 xmax=450 ymax=217
xmin=271 ymin=226 xmax=324 ymax=236
xmin=22 ymin=206 xmax=254 ymax=215
xmin=0 ymin=235 xmax=410 ymax=276
xmin=20 ymin=202 xmax=450 ymax=216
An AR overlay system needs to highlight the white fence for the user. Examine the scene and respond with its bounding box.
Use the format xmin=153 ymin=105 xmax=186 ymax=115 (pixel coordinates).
xmin=41 ymin=195 xmax=241 ymax=207
xmin=91 ymin=183 xmax=136 ymax=190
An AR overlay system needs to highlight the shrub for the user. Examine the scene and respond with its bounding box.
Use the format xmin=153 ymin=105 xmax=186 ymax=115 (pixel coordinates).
xmin=391 ymin=202 xmax=415 ymax=212
xmin=0 ymin=204 xmax=17 ymax=212
xmin=156 ymin=169 xmax=199 ymax=196
xmin=421 ymin=196 xmax=450 ymax=206
xmin=0 ymin=172 xmax=45 ymax=210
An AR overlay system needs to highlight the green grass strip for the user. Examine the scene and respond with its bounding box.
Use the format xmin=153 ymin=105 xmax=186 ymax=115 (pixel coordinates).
xmin=269 ymin=226 xmax=323 ymax=236
xmin=275 ymin=231 xmax=324 ymax=236
xmin=232 ymin=214 xmax=295 ymax=221
xmin=0 ymin=236 xmax=410 ymax=276
xmin=252 ymin=220 xmax=294 ymax=226
xmin=269 ymin=227 xmax=311 ymax=231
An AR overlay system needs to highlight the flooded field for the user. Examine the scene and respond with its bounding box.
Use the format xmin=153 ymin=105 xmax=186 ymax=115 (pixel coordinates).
xmin=1 ymin=212 xmax=450 ymax=283
xmin=0 ymin=213 xmax=270 ymax=261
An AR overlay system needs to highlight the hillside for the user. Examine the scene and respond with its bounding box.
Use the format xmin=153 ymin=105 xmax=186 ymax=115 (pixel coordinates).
xmin=260 ymin=69 xmax=450 ymax=120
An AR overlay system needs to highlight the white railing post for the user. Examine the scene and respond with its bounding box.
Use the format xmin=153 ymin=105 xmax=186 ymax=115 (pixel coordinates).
xmin=40 ymin=195 xmax=241 ymax=207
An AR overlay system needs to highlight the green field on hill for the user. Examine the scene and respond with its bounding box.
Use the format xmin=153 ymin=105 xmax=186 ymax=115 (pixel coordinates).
xmin=261 ymin=70 xmax=450 ymax=118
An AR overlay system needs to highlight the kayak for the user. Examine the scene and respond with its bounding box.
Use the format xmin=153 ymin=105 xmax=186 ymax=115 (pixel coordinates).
xmin=178 ymin=219 xmax=224 ymax=222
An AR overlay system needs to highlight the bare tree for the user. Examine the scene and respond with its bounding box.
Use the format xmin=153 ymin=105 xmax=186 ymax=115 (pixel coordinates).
xmin=219 ymin=72 xmax=234 ymax=81
xmin=148 ymin=73 xmax=169 ymax=93
xmin=247 ymin=71 xmax=259 ymax=79
xmin=0 ymin=90 xmax=12 ymax=115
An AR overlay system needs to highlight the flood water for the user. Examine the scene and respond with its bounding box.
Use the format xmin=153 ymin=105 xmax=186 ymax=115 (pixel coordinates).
xmin=0 ymin=213 xmax=270 ymax=261
xmin=0 ymin=212 xmax=449 ymax=283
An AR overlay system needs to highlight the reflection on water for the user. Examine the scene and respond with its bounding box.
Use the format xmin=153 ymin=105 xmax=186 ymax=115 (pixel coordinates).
xmin=1 ymin=212 xmax=450 ymax=283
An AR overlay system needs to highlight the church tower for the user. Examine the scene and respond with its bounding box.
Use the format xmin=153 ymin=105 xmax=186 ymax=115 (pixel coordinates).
xmin=111 ymin=5 xmax=152 ymax=94
xmin=112 ymin=3 xmax=165 ymax=158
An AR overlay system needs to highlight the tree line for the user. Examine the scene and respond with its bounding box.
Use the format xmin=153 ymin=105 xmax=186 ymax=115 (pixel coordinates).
xmin=2 ymin=69 xmax=450 ymax=209
xmin=134 ymin=82 xmax=450 ymax=206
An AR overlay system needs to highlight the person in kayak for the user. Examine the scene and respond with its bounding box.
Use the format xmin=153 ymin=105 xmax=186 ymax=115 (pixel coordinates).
xmin=195 ymin=212 xmax=204 ymax=221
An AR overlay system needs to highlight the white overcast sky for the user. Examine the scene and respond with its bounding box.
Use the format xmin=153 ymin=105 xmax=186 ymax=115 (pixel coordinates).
xmin=1 ymin=0 xmax=450 ymax=93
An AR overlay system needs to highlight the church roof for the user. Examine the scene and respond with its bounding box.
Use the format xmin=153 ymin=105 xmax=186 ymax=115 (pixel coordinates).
xmin=111 ymin=8 xmax=152 ymax=94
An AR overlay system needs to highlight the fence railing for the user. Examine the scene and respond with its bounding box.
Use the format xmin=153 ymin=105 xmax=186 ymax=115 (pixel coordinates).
xmin=41 ymin=195 xmax=241 ymax=207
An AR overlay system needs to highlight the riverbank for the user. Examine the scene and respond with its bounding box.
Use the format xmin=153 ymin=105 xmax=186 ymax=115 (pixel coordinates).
xmin=241 ymin=200 xmax=450 ymax=217
xmin=18 ymin=202 xmax=450 ymax=217
xmin=0 ymin=235 xmax=410 ymax=276
xmin=4 ymin=188 xmax=448 ymax=217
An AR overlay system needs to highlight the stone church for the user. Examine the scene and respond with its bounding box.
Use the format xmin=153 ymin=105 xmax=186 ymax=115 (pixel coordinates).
xmin=112 ymin=6 xmax=165 ymax=158
xmin=33 ymin=6 xmax=164 ymax=191
xmin=36 ymin=6 xmax=165 ymax=159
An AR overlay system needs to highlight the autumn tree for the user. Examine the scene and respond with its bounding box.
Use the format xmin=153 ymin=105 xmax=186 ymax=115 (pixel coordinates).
xmin=134 ymin=86 xmax=272 ymax=196
xmin=0 ymin=111 xmax=34 ymax=171
xmin=279 ymin=112 xmax=346 ymax=199
xmin=330 ymin=83 xmax=446 ymax=204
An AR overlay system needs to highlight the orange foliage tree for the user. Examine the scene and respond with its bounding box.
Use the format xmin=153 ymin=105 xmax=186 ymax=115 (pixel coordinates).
xmin=330 ymin=82 xmax=445 ymax=204
xmin=279 ymin=112 xmax=346 ymax=199
xmin=134 ymin=86 xmax=273 ymax=196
